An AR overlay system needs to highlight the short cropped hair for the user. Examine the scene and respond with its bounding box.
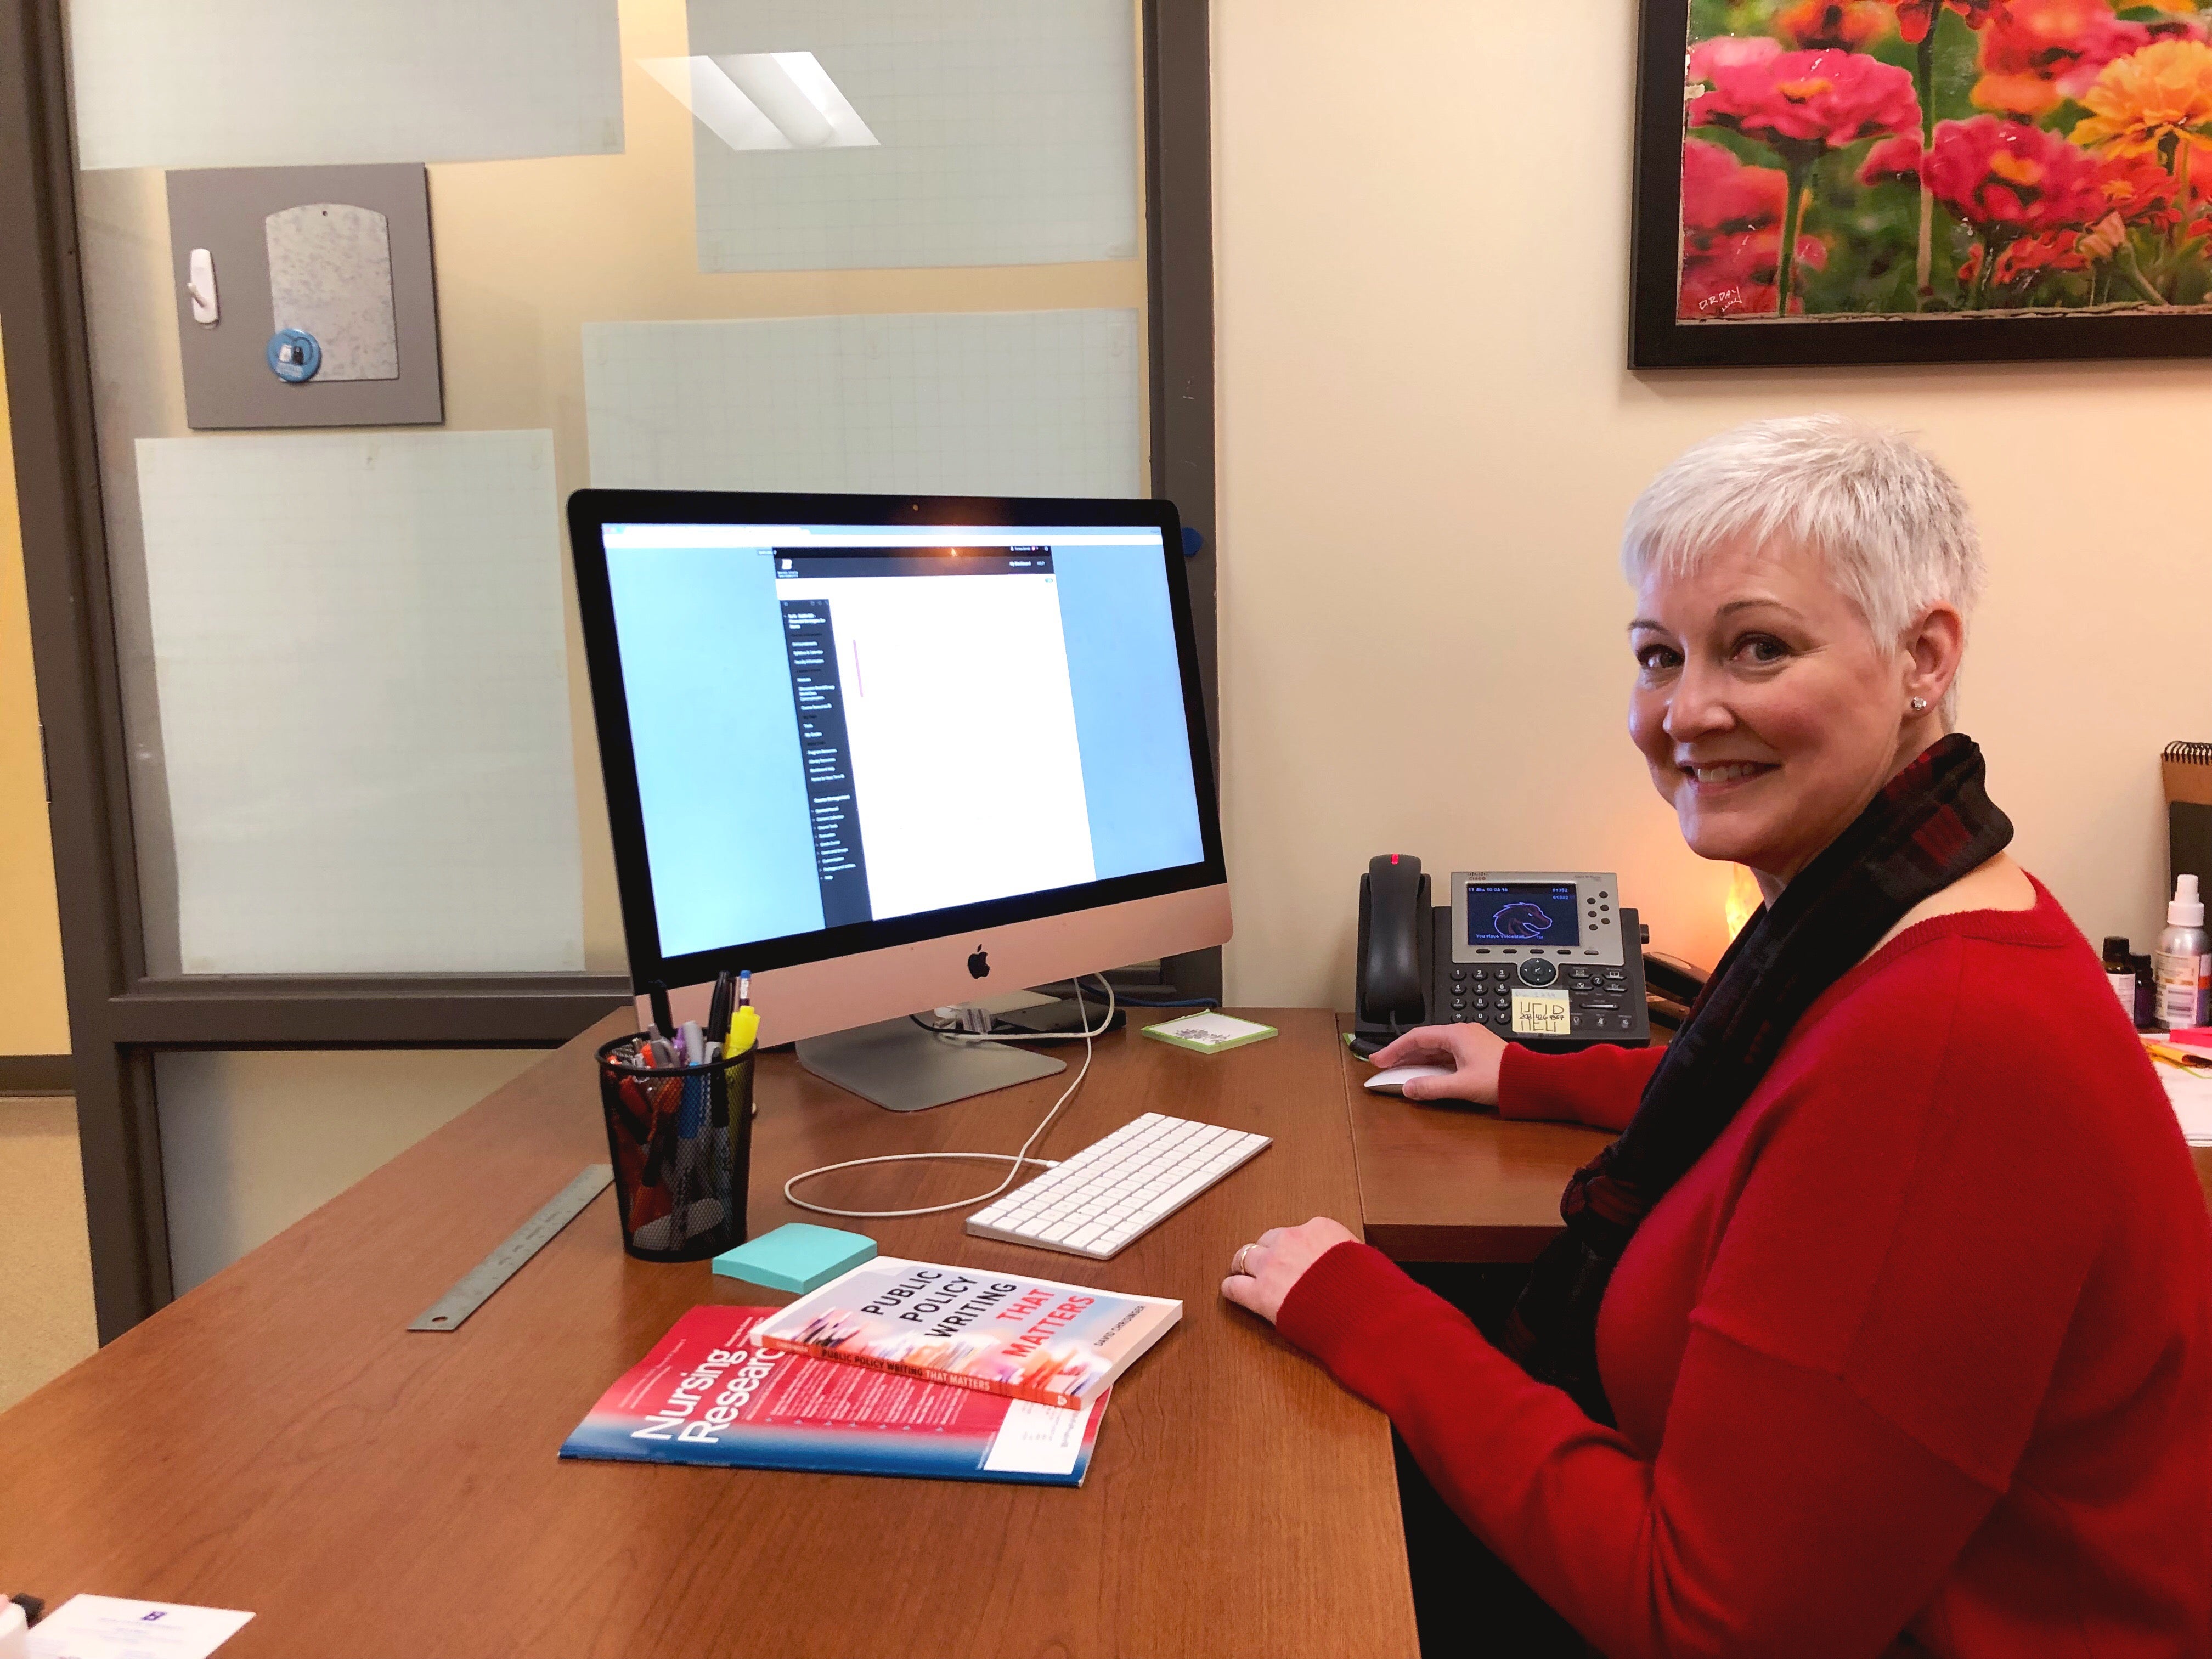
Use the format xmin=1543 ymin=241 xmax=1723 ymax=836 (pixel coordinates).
xmin=1621 ymin=415 xmax=1984 ymax=726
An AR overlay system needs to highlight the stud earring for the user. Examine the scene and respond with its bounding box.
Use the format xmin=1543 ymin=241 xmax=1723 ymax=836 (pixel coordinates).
xmin=1909 ymin=696 xmax=1929 ymax=715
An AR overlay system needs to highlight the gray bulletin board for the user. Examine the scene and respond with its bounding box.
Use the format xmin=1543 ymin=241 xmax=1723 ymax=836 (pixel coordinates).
xmin=166 ymin=163 xmax=443 ymax=429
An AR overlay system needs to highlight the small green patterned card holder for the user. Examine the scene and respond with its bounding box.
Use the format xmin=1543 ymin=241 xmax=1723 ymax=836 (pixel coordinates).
xmin=1138 ymin=1011 xmax=1280 ymax=1054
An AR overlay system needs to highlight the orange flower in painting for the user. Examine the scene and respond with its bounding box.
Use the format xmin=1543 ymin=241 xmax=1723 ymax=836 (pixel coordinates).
xmin=2095 ymin=152 xmax=2184 ymax=226
xmin=2070 ymin=39 xmax=2212 ymax=161
xmin=1972 ymin=0 xmax=2148 ymax=117
xmin=1888 ymin=0 xmax=2001 ymax=47
xmin=1776 ymin=0 xmax=1896 ymax=49
xmin=1993 ymin=227 xmax=2087 ymax=281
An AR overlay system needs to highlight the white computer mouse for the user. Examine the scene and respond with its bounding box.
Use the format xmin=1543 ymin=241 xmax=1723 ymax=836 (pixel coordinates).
xmin=1363 ymin=1064 xmax=1454 ymax=1096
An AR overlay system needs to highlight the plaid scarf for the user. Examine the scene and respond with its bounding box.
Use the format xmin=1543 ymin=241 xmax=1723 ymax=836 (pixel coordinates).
xmin=1498 ymin=733 xmax=2014 ymax=1424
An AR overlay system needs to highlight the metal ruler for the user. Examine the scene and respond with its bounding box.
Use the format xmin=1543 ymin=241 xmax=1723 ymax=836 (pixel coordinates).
xmin=408 ymin=1164 xmax=613 ymax=1333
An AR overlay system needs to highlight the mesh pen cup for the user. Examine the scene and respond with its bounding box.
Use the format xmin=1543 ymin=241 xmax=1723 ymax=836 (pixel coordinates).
xmin=596 ymin=1034 xmax=754 ymax=1262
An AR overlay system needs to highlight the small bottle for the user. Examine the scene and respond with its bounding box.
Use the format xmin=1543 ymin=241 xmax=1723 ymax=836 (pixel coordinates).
xmin=2131 ymin=953 xmax=2161 ymax=1031
xmin=2102 ymin=935 xmax=2136 ymax=1017
xmin=2153 ymin=874 xmax=2211 ymax=1030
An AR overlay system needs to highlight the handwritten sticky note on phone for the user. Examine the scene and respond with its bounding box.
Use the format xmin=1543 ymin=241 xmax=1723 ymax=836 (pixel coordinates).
xmin=1510 ymin=988 xmax=1572 ymax=1038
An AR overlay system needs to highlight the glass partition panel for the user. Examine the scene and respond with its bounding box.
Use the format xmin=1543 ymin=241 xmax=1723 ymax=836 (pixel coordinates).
xmin=66 ymin=0 xmax=1149 ymax=978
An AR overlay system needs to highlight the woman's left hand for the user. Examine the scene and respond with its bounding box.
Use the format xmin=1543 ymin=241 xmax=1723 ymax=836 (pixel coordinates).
xmin=1222 ymin=1216 xmax=1359 ymax=1324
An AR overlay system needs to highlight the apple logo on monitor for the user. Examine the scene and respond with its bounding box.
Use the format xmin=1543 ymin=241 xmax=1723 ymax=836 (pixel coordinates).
xmin=967 ymin=945 xmax=990 ymax=979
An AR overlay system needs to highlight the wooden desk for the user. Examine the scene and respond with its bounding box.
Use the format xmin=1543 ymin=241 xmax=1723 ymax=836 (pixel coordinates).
xmin=1338 ymin=1018 xmax=1607 ymax=1265
xmin=1338 ymin=1017 xmax=2212 ymax=1262
xmin=0 ymin=1011 xmax=1416 ymax=1659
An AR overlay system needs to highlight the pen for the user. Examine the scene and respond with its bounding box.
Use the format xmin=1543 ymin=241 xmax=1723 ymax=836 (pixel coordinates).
xmin=647 ymin=981 xmax=675 ymax=1038
xmin=707 ymin=971 xmax=735 ymax=1055
xmin=679 ymin=1020 xmax=703 ymax=1066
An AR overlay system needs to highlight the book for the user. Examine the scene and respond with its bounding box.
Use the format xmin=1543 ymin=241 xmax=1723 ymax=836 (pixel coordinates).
xmin=749 ymin=1256 xmax=1182 ymax=1409
xmin=1139 ymin=1009 xmax=1280 ymax=1054
xmin=559 ymin=1305 xmax=1107 ymax=1486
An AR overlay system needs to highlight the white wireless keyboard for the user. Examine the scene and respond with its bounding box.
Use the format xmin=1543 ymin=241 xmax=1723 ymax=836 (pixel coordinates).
xmin=966 ymin=1112 xmax=1271 ymax=1260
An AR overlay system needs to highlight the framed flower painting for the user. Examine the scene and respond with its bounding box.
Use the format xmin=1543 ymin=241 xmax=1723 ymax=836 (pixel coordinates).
xmin=1630 ymin=0 xmax=2212 ymax=364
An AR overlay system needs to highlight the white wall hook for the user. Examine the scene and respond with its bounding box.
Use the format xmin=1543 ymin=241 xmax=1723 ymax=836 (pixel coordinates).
xmin=187 ymin=246 xmax=218 ymax=324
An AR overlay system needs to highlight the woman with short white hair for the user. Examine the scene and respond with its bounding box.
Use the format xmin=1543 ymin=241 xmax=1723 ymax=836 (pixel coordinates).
xmin=1225 ymin=416 xmax=2212 ymax=1656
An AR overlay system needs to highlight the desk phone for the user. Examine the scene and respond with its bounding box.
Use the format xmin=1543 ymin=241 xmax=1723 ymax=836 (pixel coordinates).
xmin=1353 ymin=854 xmax=1652 ymax=1052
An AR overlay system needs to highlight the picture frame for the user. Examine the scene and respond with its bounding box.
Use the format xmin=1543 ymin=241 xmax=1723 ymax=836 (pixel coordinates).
xmin=1630 ymin=0 xmax=2212 ymax=367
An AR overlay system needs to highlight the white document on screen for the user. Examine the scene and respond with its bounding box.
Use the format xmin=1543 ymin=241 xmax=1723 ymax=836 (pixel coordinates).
xmin=778 ymin=567 xmax=1096 ymax=918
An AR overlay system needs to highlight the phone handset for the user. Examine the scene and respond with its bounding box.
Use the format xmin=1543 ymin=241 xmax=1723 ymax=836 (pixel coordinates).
xmin=1356 ymin=853 xmax=1430 ymax=1031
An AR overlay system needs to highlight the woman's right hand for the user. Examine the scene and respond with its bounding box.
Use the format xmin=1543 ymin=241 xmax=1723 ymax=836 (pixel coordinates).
xmin=1367 ymin=1023 xmax=1509 ymax=1104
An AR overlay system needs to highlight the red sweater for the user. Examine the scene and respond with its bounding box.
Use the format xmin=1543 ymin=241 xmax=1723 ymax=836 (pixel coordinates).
xmin=1281 ymin=883 xmax=2212 ymax=1657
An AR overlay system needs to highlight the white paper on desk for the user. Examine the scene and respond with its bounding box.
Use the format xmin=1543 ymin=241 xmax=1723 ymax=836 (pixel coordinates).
xmin=28 ymin=1595 xmax=253 ymax=1659
xmin=981 ymin=1397 xmax=1094 ymax=1476
xmin=2157 ymin=1067 xmax=2212 ymax=1146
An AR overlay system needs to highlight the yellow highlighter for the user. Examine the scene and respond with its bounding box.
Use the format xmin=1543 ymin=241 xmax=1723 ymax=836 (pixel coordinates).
xmin=725 ymin=968 xmax=758 ymax=1056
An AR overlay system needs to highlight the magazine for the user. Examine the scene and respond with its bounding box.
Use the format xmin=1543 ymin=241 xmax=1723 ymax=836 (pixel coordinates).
xmin=560 ymin=1306 xmax=1106 ymax=1486
xmin=749 ymin=1256 xmax=1182 ymax=1409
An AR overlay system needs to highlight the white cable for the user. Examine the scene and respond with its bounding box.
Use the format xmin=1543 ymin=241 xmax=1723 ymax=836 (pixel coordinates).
xmin=782 ymin=975 xmax=1116 ymax=1221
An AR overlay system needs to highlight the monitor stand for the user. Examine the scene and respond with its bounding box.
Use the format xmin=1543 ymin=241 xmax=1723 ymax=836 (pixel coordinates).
xmin=795 ymin=1017 xmax=1066 ymax=1113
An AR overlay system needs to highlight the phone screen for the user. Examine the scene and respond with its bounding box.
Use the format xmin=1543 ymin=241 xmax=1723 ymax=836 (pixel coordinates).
xmin=1465 ymin=882 xmax=1581 ymax=947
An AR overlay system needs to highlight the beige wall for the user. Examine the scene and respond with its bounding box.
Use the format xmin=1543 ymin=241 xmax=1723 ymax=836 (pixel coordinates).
xmin=1214 ymin=0 xmax=2212 ymax=1008
xmin=0 ymin=325 xmax=70 ymax=1053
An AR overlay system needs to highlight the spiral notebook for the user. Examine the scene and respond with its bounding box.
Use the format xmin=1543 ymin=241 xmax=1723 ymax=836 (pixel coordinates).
xmin=2164 ymin=743 xmax=2212 ymax=900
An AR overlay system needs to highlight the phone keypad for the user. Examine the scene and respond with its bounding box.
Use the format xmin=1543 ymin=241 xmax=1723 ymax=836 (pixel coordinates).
xmin=1443 ymin=960 xmax=1640 ymax=1035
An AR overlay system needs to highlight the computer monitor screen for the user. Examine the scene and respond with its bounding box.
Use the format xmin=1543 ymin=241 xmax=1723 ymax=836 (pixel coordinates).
xmin=569 ymin=491 xmax=1227 ymax=1045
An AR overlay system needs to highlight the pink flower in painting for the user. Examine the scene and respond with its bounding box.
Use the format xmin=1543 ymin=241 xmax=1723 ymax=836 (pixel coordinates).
xmin=1858 ymin=133 xmax=1924 ymax=184
xmin=1687 ymin=35 xmax=1784 ymax=84
xmin=1678 ymin=140 xmax=1827 ymax=316
xmin=1925 ymin=115 xmax=2109 ymax=232
xmin=1690 ymin=48 xmax=1921 ymax=160
xmin=1679 ymin=229 xmax=1830 ymax=317
xmin=1682 ymin=136 xmax=1791 ymax=230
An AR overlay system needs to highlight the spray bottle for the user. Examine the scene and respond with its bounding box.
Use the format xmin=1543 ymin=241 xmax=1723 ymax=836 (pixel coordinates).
xmin=2153 ymin=874 xmax=2210 ymax=1029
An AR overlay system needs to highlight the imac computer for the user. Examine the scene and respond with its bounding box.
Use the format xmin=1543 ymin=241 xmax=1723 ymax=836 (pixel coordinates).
xmin=567 ymin=489 xmax=1230 ymax=1112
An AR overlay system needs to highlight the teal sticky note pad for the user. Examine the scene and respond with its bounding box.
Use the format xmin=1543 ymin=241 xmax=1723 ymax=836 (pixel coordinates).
xmin=713 ymin=1223 xmax=877 ymax=1294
